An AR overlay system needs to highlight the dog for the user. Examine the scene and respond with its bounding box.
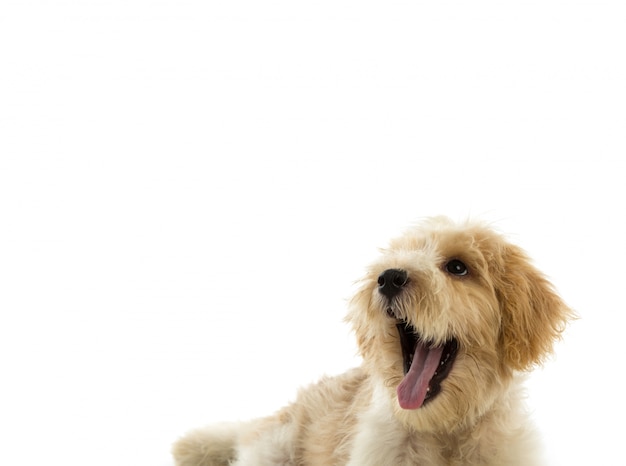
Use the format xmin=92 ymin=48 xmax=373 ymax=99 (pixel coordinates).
xmin=172 ymin=217 xmax=572 ymax=465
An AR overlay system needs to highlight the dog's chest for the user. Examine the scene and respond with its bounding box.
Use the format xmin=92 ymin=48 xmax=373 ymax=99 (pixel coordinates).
xmin=343 ymin=386 xmax=484 ymax=466
xmin=344 ymin=387 xmax=430 ymax=466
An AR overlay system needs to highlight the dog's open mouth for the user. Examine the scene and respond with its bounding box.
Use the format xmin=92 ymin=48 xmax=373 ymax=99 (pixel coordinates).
xmin=395 ymin=320 xmax=458 ymax=410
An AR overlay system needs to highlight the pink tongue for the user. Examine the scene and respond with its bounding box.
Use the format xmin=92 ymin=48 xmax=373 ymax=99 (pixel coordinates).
xmin=397 ymin=341 xmax=444 ymax=410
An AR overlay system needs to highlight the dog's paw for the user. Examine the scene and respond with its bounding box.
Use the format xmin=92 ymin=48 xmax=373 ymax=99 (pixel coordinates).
xmin=172 ymin=424 xmax=238 ymax=466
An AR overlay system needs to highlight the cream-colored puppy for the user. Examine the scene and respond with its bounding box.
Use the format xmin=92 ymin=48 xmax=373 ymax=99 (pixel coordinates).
xmin=173 ymin=218 xmax=572 ymax=466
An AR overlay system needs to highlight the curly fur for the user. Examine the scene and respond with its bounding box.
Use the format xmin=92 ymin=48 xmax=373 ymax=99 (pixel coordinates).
xmin=172 ymin=217 xmax=572 ymax=465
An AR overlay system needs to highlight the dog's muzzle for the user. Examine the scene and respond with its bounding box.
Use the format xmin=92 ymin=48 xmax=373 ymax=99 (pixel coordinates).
xmin=377 ymin=268 xmax=458 ymax=410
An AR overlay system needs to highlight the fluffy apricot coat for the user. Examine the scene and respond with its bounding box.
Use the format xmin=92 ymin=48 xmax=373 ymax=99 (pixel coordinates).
xmin=173 ymin=218 xmax=572 ymax=465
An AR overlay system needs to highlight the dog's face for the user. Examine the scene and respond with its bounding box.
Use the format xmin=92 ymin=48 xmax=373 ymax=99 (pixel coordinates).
xmin=348 ymin=217 xmax=571 ymax=432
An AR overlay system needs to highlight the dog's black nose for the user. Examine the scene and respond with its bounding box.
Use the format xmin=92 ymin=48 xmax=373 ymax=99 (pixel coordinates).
xmin=377 ymin=269 xmax=409 ymax=299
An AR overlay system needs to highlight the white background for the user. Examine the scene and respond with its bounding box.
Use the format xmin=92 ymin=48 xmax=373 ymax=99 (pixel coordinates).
xmin=1 ymin=1 xmax=624 ymax=465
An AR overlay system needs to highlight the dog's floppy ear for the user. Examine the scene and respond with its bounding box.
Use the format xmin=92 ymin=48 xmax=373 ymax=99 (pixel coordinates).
xmin=495 ymin=244 xmax=572 ymax=371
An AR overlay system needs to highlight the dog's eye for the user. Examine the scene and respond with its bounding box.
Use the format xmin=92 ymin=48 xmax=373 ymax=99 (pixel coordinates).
xmin=445 ymin=259 xmax=469 ymax=276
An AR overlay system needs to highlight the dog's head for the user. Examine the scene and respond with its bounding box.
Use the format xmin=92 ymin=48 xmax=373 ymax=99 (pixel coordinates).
xmin=347 ymin=217 xmax=572 ymax=431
